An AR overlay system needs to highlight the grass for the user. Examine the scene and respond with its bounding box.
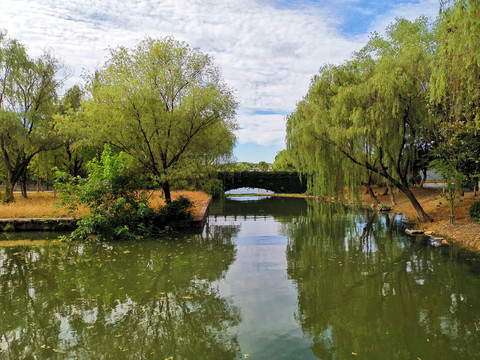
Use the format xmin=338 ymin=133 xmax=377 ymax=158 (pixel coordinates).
xmin=0 ymin=190 xmax=211 ymax=220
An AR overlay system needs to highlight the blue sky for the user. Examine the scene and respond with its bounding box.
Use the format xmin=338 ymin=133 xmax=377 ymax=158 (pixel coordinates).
xmin=0 ymin=0 xmax=439 ymax=163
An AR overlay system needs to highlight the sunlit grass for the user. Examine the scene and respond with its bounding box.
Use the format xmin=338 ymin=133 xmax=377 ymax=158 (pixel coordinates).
xmin=0 ymin=190 xmax=210 ymax=219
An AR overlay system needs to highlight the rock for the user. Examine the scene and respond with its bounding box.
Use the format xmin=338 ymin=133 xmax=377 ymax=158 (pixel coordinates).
xmin=430 ymin=240 xmax=442 ymax=247
xmin=424 ymin=231 xmax=435 ymax=236
xmin=405 ymin=229 xmax=424 ymax=235
xmin=376 ymin=205 xmax=391 ymax=212
xmin=442 ymin=239 xmax=450 ymax=246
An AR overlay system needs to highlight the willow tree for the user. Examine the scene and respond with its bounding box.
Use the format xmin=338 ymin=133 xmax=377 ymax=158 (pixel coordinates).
xmin=430 ymin=0 xmax=480 ymax=188
xmin=0 ymin=31 xmax=64 ymax=202
xmin=82 ymin=37 xmax=237 ymax=203
xmin=287 ymin=18 xmax=435 ymax=221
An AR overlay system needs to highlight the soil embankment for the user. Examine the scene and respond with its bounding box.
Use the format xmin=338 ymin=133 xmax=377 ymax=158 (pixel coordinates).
xmin=361 ymin=186 xmax=480 ymax=252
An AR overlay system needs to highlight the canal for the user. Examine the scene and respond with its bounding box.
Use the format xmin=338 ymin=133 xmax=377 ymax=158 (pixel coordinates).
xmin=1 ymin=196 xmax=480 ymax=359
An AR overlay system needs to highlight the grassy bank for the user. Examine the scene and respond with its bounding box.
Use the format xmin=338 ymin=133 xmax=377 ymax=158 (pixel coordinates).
xmin=361 ymin=186 xmax=480 ymax=252
xmin=0 ymin=190 xmax=211 ymax=220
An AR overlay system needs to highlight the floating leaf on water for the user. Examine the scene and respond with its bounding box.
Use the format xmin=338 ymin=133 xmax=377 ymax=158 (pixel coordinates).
xmin=352 ymin=352 xmax=358 ymax=356
xmin=86 ymin=326 xmax=95 ymax=329
xmin=182 ymin=296 xmax=193 ymax=299
xmin=114 ymin=334 xmax=122 ymax=338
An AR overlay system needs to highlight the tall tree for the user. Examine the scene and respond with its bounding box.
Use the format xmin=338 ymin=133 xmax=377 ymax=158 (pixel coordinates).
xmin=0 ymin=31 xmax=65 ymax=202
xmin=82 ymin=37 xmax=237 ymax=203
xmin=287 ymin=18 xmax=435 ymax=221
xmin=430 ymin=0 xmax=480 ymax=189
xmin=55 ymin=85 xmax=98 ymax=178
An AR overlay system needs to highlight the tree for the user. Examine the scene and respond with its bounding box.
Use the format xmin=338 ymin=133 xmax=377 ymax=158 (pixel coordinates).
xmin=82 ymin=37 xmax=237 ymax=203
xmin=258 ymin=161 xmax=269 ymax=171
xmin=0 ymin=31 xmax=65 ymax=202
xmin=431 ymin=0 xmax=480 ymax=129
xmin=430 ymin=0 xmax=480 ymax=191
xmin=273 ymin=150 xmax=295 ymax=172
xmin=54 ymin=85 xmax=99 ymax=178
xmin=287 ymin=18 xmax=435 ymax=221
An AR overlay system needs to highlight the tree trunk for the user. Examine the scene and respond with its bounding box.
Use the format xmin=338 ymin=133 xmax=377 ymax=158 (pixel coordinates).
xmin=398 ymin=183 xmax=432 ymax=222
xmin=162 ymin=182 xmax=172 ymax=204
xmin=387 ymin=182 xmax=396 ymax=206
xmin=363 ymin=176 xmax=379 ymax=206
xmin=2 ymin=183 xmax=14 ymax=203
xmin=419 ymin=169 xmax=427 ymax=188
xmin=20 ymin=173 xmax=28 ymax=199
xmin=387 ymin=213 xmax=397 ymax=233
xmin=380 ymin=187 xmax=389 ymax=196
xmin=365 ymin=183 xmax=380 ymax=206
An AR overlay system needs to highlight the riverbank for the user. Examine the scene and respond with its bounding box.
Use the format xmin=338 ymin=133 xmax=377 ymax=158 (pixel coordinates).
xmin=361 ymin=186 xmax=480 ymax=252
xmin=0 ymin=190 xmax=211 ymax=232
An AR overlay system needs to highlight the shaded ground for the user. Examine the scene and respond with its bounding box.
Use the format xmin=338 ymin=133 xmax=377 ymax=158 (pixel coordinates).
xmin=362 ymin=185 xmax=480 ymax=252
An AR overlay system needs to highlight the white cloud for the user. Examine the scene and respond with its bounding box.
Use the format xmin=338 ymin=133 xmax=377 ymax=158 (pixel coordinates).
xmin=367 ymin=0 xmax=440 ymax=34
xmin=0 ymin=0 xmax=439 ymax=149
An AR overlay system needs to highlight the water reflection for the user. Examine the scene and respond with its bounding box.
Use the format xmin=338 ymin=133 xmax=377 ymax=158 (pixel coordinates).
xmin=284 ymin=199 xmax=480 ymax=359
xmin=0 ymin=225 xmax=240 ymax=360
xmin=3 ymin=197 xmax=480 ymax=359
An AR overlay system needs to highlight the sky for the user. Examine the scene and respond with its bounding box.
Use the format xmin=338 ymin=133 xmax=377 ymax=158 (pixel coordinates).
xmin=0 ymin=0 xmax=440 ymax=163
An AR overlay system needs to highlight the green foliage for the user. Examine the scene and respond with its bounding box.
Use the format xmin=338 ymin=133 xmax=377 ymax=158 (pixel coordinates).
xmin=80 ymin=36 xmax=238 ymax=202
xmin=431 ymin=159 xmax=465 ymax=224
xmin=56 ymin=146 xmax=161 ymax=241
xmin=286 ymin=18 xmax=435 ymax=221
xmin=258 ymin=161 xmax=270 ymax=171
xmin=200 ymin=177 xmax=224 ymax=197
xmin=429 ymin=0 xmax=480 ymax=187
xmin=431 ymin=0 xmax=480 ymax=127
xmin=469 ymin=201 xmax=480 ymax=220
xmin=273 ymin=150 xmax=296 ymax=172
xmin=0 ymin=30 xmax=65 ymax=202
xmin=160 ymin=195 xmax=193 ymax=221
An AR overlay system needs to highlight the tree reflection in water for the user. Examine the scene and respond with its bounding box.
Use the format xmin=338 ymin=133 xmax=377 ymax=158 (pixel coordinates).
xmin=284 ymin=199 xmax=480 ymax=360
xmin=0 ymin=224 xmax=241 ymax=360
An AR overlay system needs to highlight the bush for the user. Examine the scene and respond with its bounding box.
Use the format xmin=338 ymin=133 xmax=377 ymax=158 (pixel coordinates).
xmin=160 ymin=196 xmax=193 ymax=221
xmin=469 ymin=201 xmax=480 ymax=220
xmin=56 ymin=145 xmax=160 ymax=241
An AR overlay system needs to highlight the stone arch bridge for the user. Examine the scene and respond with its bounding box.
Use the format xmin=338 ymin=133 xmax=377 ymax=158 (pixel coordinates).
xmin=217 ymin=171 xmax=307 ymax=194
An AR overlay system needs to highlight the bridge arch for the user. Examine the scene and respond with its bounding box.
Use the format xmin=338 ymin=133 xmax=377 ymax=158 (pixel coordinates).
xmin=217 ymin=171 xmax=307 ymax=194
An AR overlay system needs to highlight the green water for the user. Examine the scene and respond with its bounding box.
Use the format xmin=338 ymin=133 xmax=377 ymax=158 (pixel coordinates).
xmin=1 ymin=197 xmax=480 ymax=359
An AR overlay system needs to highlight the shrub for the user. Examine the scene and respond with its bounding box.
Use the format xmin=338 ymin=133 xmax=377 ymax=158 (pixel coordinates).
xmin=160 ymin=196 xmax=193 ymax=221
xmin=469 ymin=201 xmax=480 ymax=220
xmin=56 ymin=145 xmax=159 ymax=241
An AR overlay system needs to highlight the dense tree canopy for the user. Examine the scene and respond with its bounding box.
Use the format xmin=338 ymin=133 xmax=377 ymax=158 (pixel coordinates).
xmin=80 ymin=37 xmax=238 ymax=203
xmin=429 ymin=0 xmax=480 ymax=188
xmin=0 ymin=30 xmax=65 ymax=202
xmin=287 ymin=18 xmax=435 ymax=221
